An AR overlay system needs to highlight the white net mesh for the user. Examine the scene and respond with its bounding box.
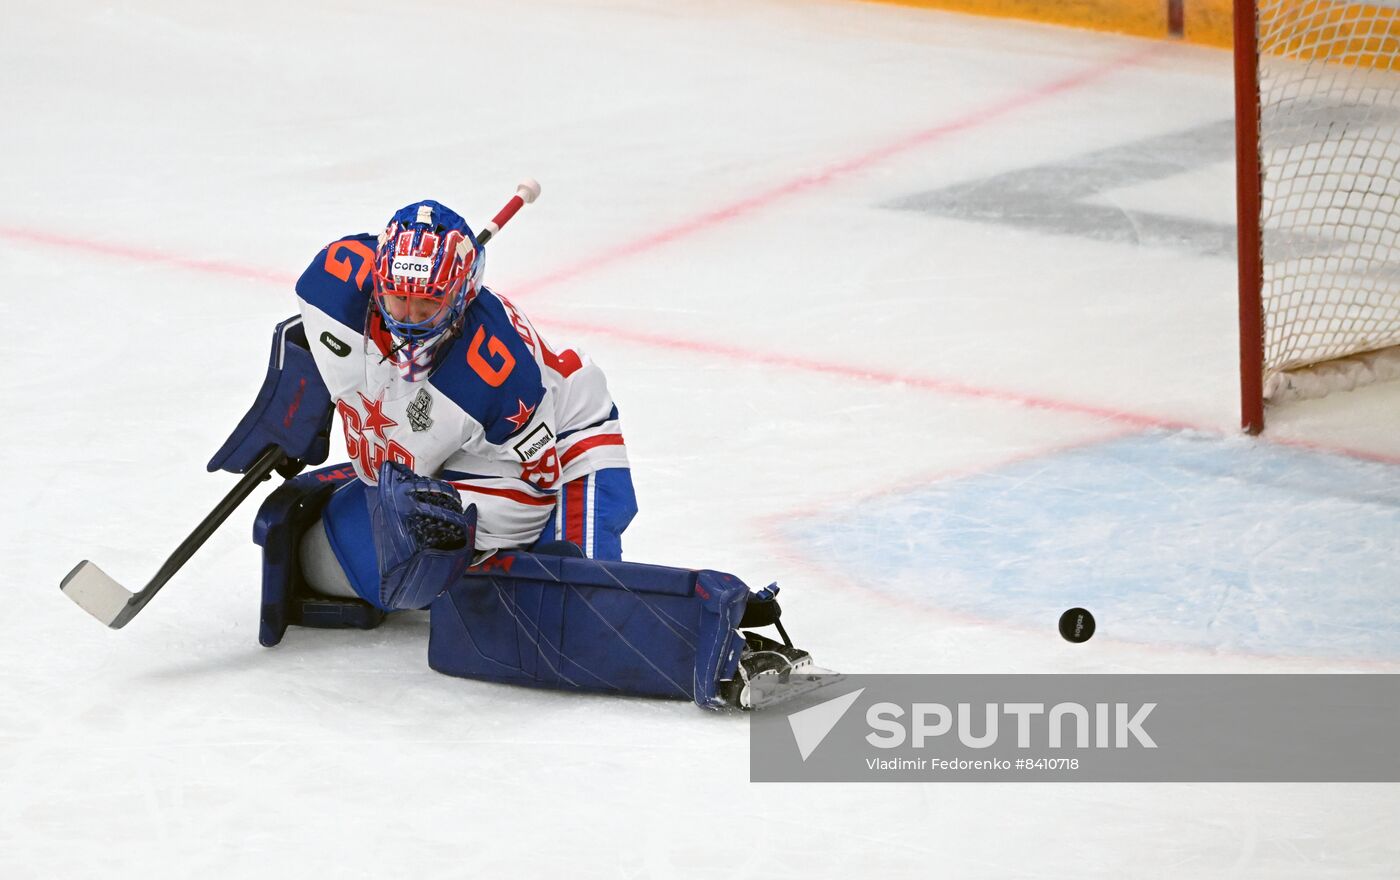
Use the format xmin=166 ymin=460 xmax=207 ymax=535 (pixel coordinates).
xmin=1256 ymin=1 xmax=1400 ymax=391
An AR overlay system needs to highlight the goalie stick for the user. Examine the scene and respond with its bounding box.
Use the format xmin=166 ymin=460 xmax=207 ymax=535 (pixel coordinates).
xmin=60 ymin=179 xmax=543 ymax=629
xmin=61 ymin=444 xmax=286 ymax=628
xmin=478 ymin=178 xmax=539 ymax=244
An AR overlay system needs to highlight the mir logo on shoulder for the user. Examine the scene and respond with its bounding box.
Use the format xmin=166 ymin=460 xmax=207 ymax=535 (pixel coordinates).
xmin=320 ymin=331 xmax=350 ymax=357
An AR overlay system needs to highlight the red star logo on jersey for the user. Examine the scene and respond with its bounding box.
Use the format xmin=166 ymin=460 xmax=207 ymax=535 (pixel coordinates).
xmin=505 ymin=398 xmax=536 ymax=431
xmin=358 ymin=392 xmax=398 ymax=442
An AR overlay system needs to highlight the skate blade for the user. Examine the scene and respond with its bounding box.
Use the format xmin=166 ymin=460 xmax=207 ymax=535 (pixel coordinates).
xmin=744 ymin=666 xmax=844 ymax=710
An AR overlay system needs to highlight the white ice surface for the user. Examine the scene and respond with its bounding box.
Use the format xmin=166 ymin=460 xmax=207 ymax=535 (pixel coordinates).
xmin=3 ymin=1 xmax=1398 ymax=877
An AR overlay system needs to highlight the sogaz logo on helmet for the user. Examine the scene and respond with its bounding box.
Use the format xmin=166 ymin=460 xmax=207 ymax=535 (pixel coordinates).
xmin=320 ymin=331 xmax=351 ymax=357
xmin=391 ymin=255 xmax=434 ymax=280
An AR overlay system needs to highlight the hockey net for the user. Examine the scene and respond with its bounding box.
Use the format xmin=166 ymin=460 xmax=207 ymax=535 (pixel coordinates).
xmin=1236 ymin=0 xmax=1400 ymax=431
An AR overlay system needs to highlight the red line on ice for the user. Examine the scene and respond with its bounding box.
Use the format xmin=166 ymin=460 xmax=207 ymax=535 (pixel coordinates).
xmin=10 ymin=44 xmax=1393 ymax=464
xmin=509 ymin=45 xmax=1163 ymax=299
xmin=544 ymin=316 xmax=1194 ymax=431
xmin=0 ymin=226 xmax=298 ymax=287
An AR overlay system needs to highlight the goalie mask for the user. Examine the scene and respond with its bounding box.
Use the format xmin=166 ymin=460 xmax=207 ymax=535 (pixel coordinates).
xmin=369 ymin=200 xmax=485 ymax=386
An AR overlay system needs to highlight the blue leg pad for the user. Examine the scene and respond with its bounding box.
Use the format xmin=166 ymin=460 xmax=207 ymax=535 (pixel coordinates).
xmin=428 ymin=553 xmax=751 ymax=708
xmin=253 ymin=463 xmax=385 ymax=647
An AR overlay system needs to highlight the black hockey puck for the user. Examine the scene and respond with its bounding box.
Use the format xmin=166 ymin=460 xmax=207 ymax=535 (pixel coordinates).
xmin=1058 ymin=607 xmax=1095 ymax=643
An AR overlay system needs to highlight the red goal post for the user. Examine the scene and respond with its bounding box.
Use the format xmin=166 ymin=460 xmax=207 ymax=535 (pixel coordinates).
xmin=1235 ymin=0 xmax=1400 ymax=433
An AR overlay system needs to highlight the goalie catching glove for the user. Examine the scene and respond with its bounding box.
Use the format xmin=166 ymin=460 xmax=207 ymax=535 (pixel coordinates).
xmin=369 ymin=461 xmax=477 ymax=610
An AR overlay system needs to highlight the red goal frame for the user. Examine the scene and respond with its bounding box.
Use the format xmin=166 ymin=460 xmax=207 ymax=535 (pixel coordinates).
xmin=1234 ymin=0 xmax=1266 ymax=435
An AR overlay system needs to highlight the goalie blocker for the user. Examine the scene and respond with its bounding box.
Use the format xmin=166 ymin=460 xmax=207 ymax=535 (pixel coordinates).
xmin=253 ymin=464 xmax=812 ymax=709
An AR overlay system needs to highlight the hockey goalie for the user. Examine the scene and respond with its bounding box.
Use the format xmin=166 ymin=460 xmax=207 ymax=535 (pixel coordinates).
xmin=200 ymin=189 xmax=823 ymax=709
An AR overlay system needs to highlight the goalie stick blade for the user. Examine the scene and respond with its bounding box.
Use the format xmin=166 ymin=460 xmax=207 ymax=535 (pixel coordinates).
xmin=60 ymin=561 xmax=140 ymax=629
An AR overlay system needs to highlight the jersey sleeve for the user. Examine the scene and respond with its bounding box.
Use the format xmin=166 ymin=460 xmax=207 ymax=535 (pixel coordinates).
xmin=431 ymin=294 xmax=557 ymax=469
xmin=429 ymin=294 xmax=563 ymax=549
xmin=295 ymin=234 xmax=376 ymax=326
xmin=293 ymin=234 xmax=376 ymax=386
xmin=441 ymin=383 xmax=562 ymax=548
xmin=446 ymin=406 xmax=561 ymax=550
